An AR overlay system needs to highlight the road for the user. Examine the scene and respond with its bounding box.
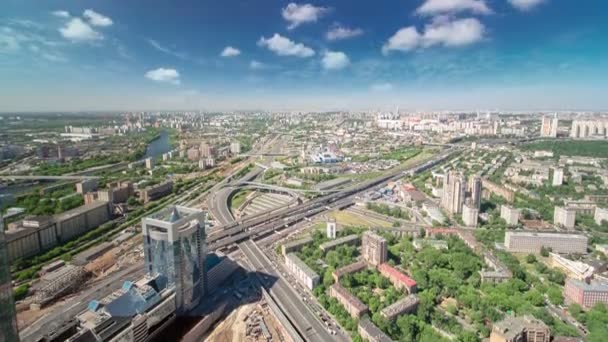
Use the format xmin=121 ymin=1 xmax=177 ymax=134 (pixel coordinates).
xmin=239 ymin=240 xmax=343 ymax=342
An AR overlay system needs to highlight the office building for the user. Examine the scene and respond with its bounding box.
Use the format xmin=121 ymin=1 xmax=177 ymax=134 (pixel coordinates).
xmin=379 ymin=294 xmax=419 ymax=321
xmin=595 ymin=207 xmax=608 ymax=225
xmin=285 ymin=253 xmax=319 ymax=290
xmin=442 ymin=171 xmax=466 ymax=214
xmin=229 ymin=142 xmax=241 ymax=155
xmin=145 ymin=157 xmax=154 ymax=170
xmin=358 ymin=318 xmax=392 ymax=342
xmin=326 ymin=218 xmax=336 ymax=239
xmin=76 ymin=179 xmax=98 ymax=194
xmin=500 ymin=205 xmax=520 ymax=227
xmin=462 ymin=202 xmax=479 ymax=227
xmin=378 ymin=263 xmax=417 ymax=294
xmin=142 ymin=206 xmax=206 ymax=312
xmin=319 ymin=234 xmax=359 ymax=253
xmin=504 ymin=231 xmax=588 ymax=254
xmin=362 ymin=231 xmax=387 ymax=266
xmin=140 ymin=181 xmax=173 ymax=203
xmin=553 ymin=168 xmax=564 ymax=186
xmin=329 ymin=283 xmax=368 ymax=318
xmin=0 ymin=216 xmax=20 ymax=342
xmin=554 ymin=206 xmax=576 ymax=230
xmin=490 ymin=315 xmax=550 ymax=342
xmin=469 ymin=175 xmax=482 ymax=209
xmin=541 ymin=115 xmax=558 ymax=138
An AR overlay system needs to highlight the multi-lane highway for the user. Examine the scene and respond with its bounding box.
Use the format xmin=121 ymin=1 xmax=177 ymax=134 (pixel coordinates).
xmin=240 ymin=240 xmax=344 ymax=342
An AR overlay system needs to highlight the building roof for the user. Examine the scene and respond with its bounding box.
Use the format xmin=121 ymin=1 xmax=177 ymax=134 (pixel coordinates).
xmin=567 ymin=278 xmax=608 ymax=292
xmin=378 ymin=263 xmax=417 ymax=288
xmin=358 ymin=318 xmax=393 ymax=342
xmin=55 ymin=201 xmax=108 ymax=222
xmin=505 ymin=231 xmax=587 ymax=240
xmin=333 ymin=261 xmax=367 ymax=278
xmin=380 ymin=294 xmax=419 ymax=319
xmin=330 ymin=283 xmax=368 ymax=311
xmin=286 ymin=253 xmax=319 ymax=279
xmin=283 ymin=236 xmax=313 ymax=249
xmin=319 ymin=234 xmax=359 ymax=251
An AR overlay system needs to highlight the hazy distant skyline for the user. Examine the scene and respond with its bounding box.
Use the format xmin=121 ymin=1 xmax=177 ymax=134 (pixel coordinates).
xmin=1 ymin=0 xmax=607 ymax=111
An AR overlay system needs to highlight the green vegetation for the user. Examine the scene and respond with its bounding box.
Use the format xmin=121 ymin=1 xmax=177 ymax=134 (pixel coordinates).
xmin=8 ymin=190 xmax=83 ymax=216
xmin=568 ymin=303 xmax=608 ymax=342
xmin=521 ymin=140 xmax=608 ymax=158
xmin=230 ymin=190 xmax=252 ymax=209
xmin=366 ymin=202 xmax=411 ymax=220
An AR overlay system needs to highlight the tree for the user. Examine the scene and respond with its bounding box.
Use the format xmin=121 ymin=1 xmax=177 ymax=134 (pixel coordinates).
xmin=526 ymin=254 xmax=537 ymax=264
xmin=540 ymin=246 xmax=550 ymax=257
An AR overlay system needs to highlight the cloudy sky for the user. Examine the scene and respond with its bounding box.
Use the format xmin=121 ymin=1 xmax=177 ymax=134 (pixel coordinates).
xmin=1 ymin=0 xmax=607 ymax=112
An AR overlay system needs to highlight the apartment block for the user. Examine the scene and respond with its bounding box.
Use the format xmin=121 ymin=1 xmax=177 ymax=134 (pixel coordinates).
xmin=362 ymin=231 xmax=387 ymax=266
xmin=329 ymin=283 xmax=368 ymax=318
xmin=500 ymin=205 xmax=520 ymax=227
xmin=504 ymin=231 xmax=587 ymax=254
xmin=285 ymin=253 xmax=319 ymax=290
xmin=554 ymin=206 xmax=576 ymax=230
xmin=378 ymin=263 xmax=417 ymax=294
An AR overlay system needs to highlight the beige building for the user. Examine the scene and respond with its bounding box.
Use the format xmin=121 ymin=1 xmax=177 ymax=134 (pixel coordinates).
xmin=540 ymin=115 xmax=558 ymax=138
xmin=462 ymin=203 xmax=479 ymax=227
xmin=441 ymin=171 xmax=466 ymax=214
xmin=362 ymin=231 xmax=387 ymax=266
xmin=504 ymin=231 xmax=587 ymax=254
xmin=285 ymin=253 xmax=319 ymax=290
xmin=554 ymin=206 xmax=576 ymax=230
xmin=595 ymin=207 xmax=608 ymax=225
xmin=329 ymin=283 xmax=368 ymax=318
xmin=490 ymin=315 xmax=550 ymax=342
xmin=500 ymin=205 xmax=520 ymax=227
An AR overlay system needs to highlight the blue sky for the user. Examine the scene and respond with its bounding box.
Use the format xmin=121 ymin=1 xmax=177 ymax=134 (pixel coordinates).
xmin=1 ymin=0 xmax=607 ymax=111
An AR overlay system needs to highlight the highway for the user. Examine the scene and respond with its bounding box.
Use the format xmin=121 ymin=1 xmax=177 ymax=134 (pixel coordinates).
xmin=239 ymin=240 xmax=343 ymax=342
xmin=208 ymin=166 xmax=264 ymax=225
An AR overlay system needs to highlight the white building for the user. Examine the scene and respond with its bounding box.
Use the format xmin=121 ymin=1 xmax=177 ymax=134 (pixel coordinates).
xmin=595 ymin=207 xmax=608 ymax=226
xmin=230 ymin=142 xmax=241 ymax=155
xmin=553 ymin=168 xmax=564 ymax=186
xmin=462 ymin=203 xmax=478 ymax=227
xmin=285 ymin=253 xmax=319 ymax=290
xmin=327 ymin=218 xmax=337 ymax=239
xmin=554 ymin=206 xmax=576 ymax=230
xmin=500 ymin=205 xmax=520 ymax=227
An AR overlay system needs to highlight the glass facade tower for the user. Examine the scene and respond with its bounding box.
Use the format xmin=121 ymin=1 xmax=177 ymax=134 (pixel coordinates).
xmin=142 ymin=206 xmax=206 ymax=313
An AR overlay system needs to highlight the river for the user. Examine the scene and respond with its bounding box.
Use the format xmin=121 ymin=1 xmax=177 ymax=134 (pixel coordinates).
xmin=145 ymin=130 xmax=172 ymax=158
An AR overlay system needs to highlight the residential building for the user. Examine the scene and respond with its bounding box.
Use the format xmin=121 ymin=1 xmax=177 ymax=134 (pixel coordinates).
xmin=358 ymin=318 xmax=393 ymax=342
xmin=554 ymin=206 xmax=576 ymax=230
xmin=500 ymin=205 xmax=520 ymax=227
xmin=142 ymin=206 xmax=206 ymax=312
xmin=229 ymin=141 xmax=241 ymax=155
xmin=378 ymin=263 xmax=417 ymax=294
xmin=362 ymin=231 xmax=387 ymax=266
xmin=442 ymin=171 xmax=466 ymax=214
xmin=145 ymin=157 xmax=154 ymax=170
xmin=541 ymin=115 xmax=558 ymax=138
xmin=412 ymin=238 xmax=448 ymax=250
xmin=285 ymin=253 xmax=319 ymax=290
xmin=329 ymin=283 xmax=368 ymax=318
xmin=504 ymin=231 xmax=588 ymax=254
xmin=281 ymin=236 xmax=313 ymax=256
xmin=85 ymin=181 xmax=134 ymax=204
xmin=469 ymin=175 xmax=482 ymax=209
xmin=462 ymin=202 xmax=479 ymax=227
xmin=550 ymin=253 xmax=594 ymax=281
xmin=553 ymin=168 xmax=564 ymax=186
xmin=595 ymin=207 xmax=608 ymax=225
xmin=140 ymin=181 xmax=173 ymax=203
xmin=564 ymin=278 xmax=608 ymax=308
xmin=327 ymin=218 xmax=337 ymax=239
xmin=319 ymin=234 xmax=359 ymax=253
xmin=490 ymin=315 xmax=550 ymax=342
xmin=76 ymin=179 xmax=98 ymax=194
xmin=570 ymin=119 xmax=608 ymax=139
xmin=481 ymin=179 xmax=515 ymax=202
xmin=380 ymin=294 xmax=419 ymax=321
xmin=332 ymin=261 xmax=368 ymax=282
xmin=0 ymin=216 xmax=20 ymax=342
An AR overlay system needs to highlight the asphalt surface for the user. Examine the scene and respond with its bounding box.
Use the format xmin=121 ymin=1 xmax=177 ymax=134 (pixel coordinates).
xmin=239 ymin=240 xmax=341 ymax=342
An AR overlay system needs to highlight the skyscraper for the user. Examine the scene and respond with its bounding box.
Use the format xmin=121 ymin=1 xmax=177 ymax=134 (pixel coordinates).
xmin=142 ymin=205 xmax=207 ymax=313
xmin=469 ymin=175 xmax=482 ymax=209
xmin=0 ymin=215 xmax=20 ymax=342
xmin=442 ymin=171 xmax=466 ymax=214
xmin=541 ymin=114 xmax=558 ymax=138
xmin=362 ymin=231 xmax=387 ymax=266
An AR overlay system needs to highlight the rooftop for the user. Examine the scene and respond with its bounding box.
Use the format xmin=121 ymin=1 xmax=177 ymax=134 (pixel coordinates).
xmin=378 ymin=263 xmax=417 ymax=288
xmin=319 ymin=234 xmax=359 ymax=250
xmin=358 ymin=318 xmax=393 ymax=342
xmin=505 ymin=231 xmax=588 ymax=240
xmin=286 ymin=253 xmax=319 ymax=279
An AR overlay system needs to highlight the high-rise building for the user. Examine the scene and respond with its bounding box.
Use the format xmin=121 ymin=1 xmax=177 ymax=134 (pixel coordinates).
xmin=442 ymin=171 xmax=466 ymax=214
xmin=554 ymin=206 xmax=576 ymax=230
xmin=462 ymin=203 xmax=479 ymax=227
xmin=540 ymin=115 xmax=558 ymax=138
xmin=0 ymin=215 xmax=20 ymax=342
xmin=500 ymin=205 xmax=520 ymax=227
xmin=142 ymin=205 xmax=206 ymax=312
xmin=326 ymin=218 xmax=336 ymax=239
xmin=145 ymin=157 xmax=154 ymax=170
xmin=230 ymin=141 xmax=241 ymax=155
xmin=552 ymin=168 xmax=564 ymax=186
xmin=570 ymin=119 xmax=608 ymax=139
xmin=468 ymin=175 xmax=482 ymax=209
xmin=362 ymin=231 xmax=387 ymax=266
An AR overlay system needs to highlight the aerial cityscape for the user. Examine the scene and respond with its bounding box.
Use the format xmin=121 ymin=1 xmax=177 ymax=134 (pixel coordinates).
xmin=2 ymin=1 xmax=608 ymax=342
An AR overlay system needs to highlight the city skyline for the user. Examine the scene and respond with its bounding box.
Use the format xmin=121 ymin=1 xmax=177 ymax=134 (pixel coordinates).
xmin=1 ymin=0 xmax=608 ymax=112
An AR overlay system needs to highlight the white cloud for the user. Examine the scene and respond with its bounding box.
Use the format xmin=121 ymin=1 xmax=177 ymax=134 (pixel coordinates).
xmin=145 ymin=67 xmax=180 ymax=85
xmin=508 ymin=0 xmax=545 ymax=11
xmin=59 ymin=18 xmax=103 ymax=42
xmin=250 ymin=60 xmax=266 ymax=70
xmin=147 ymin=39 xmax=189 ymax=60
xmin=282 ymin=3 xmax=330 ymax=30
xmin=371 ymin=83 xmax=393 ymax=92
xmin=382 ymin=17 xmax=484 ymax=54
xmin=83 ymin=9 xmax=113 ymax=27
xmin=321 ymin=50 xmax=350 ymax=70
xmin=326 ymin=25 xmax=364 ymax=41
xmin=257 ymin=33 xmax=314 ymax=57
xmin=51 ymin=10 xmax=71 ymax=18
xmin=416 ymin=0 xmax=492 ymax=16
xmin=220 ymin=46 xmax=241 ymax=57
